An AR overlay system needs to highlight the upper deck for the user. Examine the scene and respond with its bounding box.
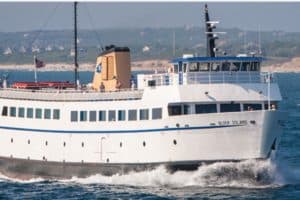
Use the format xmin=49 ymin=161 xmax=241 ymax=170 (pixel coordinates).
xmin=137 ymin=56 xmax=270 ymax=89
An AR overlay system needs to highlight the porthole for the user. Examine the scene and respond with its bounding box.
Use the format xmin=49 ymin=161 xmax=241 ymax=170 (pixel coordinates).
xmin=143 ymin=141 xmax=146 ymax=147
xmin=81 ymin=142 xmax=84 ymax=147
xmin=120 ymin=142 xmax=122 ymax=147
xmin=176 ymin=123 xmax=180 ymax=128
xmin=45 ymin=141 xmax=48 ymax=146
xmin=28 ymin=139 xmax=30 ymax=144
xmin=63 ymin=142 xmax=66 ymax=147
xmin=10 ymin=138 xmax=13 ymax=143
xmin=173 ymin=140 xmax=177 ymax=145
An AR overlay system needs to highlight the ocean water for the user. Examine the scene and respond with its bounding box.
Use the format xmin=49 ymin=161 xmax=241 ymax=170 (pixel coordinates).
xmin=0 ymin=71 xmax=299 ymax=199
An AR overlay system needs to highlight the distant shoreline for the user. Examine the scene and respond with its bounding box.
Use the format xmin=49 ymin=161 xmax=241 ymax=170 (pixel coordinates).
xmin=0 ymin=58 xmax=299 ymax=73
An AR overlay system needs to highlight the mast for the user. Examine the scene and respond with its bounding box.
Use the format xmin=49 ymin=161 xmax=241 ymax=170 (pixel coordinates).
xmin=205 ymin=4 xmax=216 ymax=57
xmin=74 ymin=2 xmax=79 ymax=89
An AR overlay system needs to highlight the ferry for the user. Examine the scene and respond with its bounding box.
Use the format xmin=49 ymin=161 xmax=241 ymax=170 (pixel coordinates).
xmin=0 ymin=4 xmax=285 ymax=179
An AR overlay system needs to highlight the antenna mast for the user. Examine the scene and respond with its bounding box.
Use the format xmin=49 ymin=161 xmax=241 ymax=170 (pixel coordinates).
xmin=205 ymin=4 xmax=217 ymax=57
xmin=74 ymin=2 xmax=79 ymax=89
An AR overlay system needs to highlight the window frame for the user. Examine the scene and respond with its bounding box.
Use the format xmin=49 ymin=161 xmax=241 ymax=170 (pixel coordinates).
xmin=118 ymin=110 xmax=126 ymax=121
xmin=35 ymin=108 xmax=42 ymax=119
xmin=152 ymin=108 xmax=162 ymax=120
xmin=89 ymin=110 xmax=97 ymax=122
xmin=27 ymin=108 xmax=33 ymax=118
xmin=70 ymin=111 xmax=78 ymax=122
xmin=80 ymin=111 xmax=87 ymax=122
xmin=44 ymin=109 xmax=51 ymax=119
xmin=9 ymin=107 xmax=16 ymax=117
xmin=99 ymin=110 xmax=106 ymax=121
xmin=128 ymin=109 xmax=137 ymax=121
xmin=139 ymin=109 xmax=149 ymax=120
xmin=53 ymin=109 xmax=60 ymax=120
xmin=18 ymin=107 xmax=25 ymax=118
xmin=108 ymin=110 xmax=116 ymax=121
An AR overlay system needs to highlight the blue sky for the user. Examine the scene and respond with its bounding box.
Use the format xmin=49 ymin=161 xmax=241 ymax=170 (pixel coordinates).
xmin=0 ymin=2 xmax=299 ymax=32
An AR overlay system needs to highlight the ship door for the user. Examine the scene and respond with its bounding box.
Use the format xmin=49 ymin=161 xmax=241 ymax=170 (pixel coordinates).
xmin=100 ymin=137 xmax=106 ymax=161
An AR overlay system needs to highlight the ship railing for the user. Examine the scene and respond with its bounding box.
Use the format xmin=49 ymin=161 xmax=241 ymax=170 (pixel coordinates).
xmin=139 ymin=71 xmax=276 ymax=87
xmin=0 ymin=87 xmax=144 ymax=102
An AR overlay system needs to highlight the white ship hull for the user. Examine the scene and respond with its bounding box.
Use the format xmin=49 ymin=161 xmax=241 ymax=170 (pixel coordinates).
xmin=0 ymin=109 xmax=284 ymax=179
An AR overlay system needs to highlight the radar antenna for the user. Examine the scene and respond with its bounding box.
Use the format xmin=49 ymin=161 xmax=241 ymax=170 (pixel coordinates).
xmin=205 ymin=4 xmax=218 ymax=57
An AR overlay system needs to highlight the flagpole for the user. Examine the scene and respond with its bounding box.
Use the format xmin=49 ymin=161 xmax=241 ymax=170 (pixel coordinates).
xmin=34 ymin=55 xmax=37 ymax=83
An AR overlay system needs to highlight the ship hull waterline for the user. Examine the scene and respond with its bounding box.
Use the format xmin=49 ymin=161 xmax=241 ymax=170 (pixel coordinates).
xmin=0 ymin=110 xmax=285 ymax=180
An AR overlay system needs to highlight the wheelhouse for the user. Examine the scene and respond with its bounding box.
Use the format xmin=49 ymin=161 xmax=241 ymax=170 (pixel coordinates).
xmin=170 ymin=56 xmax=263 ymax=73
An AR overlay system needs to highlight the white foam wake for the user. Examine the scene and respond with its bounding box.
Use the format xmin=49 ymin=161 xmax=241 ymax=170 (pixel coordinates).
xmin=0 ymin=159 xmax=298 ymax=188
xmin=63 ymin=159 xmax=296 ymax=188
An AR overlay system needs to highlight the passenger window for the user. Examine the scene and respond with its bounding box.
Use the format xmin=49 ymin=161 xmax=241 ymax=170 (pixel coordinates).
xmin=99 ymin=110 xmax=106 ymax=121
xmin=44 ymin=109 xmax=51 ymax=119
xmin=250 ymin=62 xmax=260 ymax=71
xmin=18 ymin=107 xmax=25 ymax=118
xmin=243 ymin=104 xmax=262 ymax=111
xmin=188 ymin=62 xmax=199 ymax=72
xmin=231 ymin=62 xmax=240 ymax=71
xmin=118 ymin=110 xmax=126 ymax=121
xmin=211 ymin=63 xmax=220 ymax=71
xmin=195 ymin=104 xmax=217 ymax=114
xmin=89 ymin=111 xmax=97 ymax=122
xmin=53 ymin=109 xmax=60 ymax=120
xmin=80 ymin=111 xmax=87 ymax=122
xmin=168 ymin=105 xmax=182 ymax=116
xmin=199 ymin=63 xmax=209 ymax=71
xmin=221 ymin=62 xmax=230 ymax=71
xmin=264 ymin=102 xmax=278 ymax=110
xmin=2 ymin=106 xmax=8 ymax=116
xmin=241 ymin=62 xmax=250 ymax=71
xmin=10 ymin=107 xmax=16 ymax=117
xmin=139 ymin=109 xmax=149 ymax=120
xmin=183 ymin=105 xmax=190 ymax=115
xmin=27 ymin=108 xmax=33 ymax=118
xmin=71 ymin=111 xmax=78 ymax=122
xmin=108 ymin=110 xmax=116 ymax=121
xmin=128 ymin=109 xmax=137 ymax=121
xmin=35 ymin=108 xmax=42 ymax=119
xmin=220 ymin=103 xmax=241 ymax=112
xmin=152 ymin=108 xmax=162 ymax=120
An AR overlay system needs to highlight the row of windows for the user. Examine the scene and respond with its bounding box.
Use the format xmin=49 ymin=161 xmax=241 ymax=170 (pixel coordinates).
xmin=174 ymin=61 xmax=260 ymax=73
xmin=168 ymin=102 xmax=274 ymax=116
xmin=70 ymin=108 xmax=162 ymax=122
xmin=2 ymin=106 xmax=60 ymax=120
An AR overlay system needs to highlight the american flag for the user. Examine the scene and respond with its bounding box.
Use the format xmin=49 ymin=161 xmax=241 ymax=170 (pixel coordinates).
xmin=35 ymin=58 xmax=45 ymax=68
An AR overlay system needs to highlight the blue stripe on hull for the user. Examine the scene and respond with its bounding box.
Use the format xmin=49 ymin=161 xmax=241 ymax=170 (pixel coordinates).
xmin=0 ymin=124 xmax=243 ymax=134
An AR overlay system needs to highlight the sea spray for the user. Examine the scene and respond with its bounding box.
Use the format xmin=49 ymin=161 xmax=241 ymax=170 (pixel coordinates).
xmin=0 ymin=159 xmax=298 ymax=189
xmin=63 ymin=159 xmax=287 ymax=188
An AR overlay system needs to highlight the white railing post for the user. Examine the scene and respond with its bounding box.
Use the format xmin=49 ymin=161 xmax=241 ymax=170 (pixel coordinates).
xmin=222 ymin=71 xmax=224 ymax=84
xmin=268 ymin=71 xmax=271 ymax=110
xmin=248 ymin=71 xmax=251 ymax=83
